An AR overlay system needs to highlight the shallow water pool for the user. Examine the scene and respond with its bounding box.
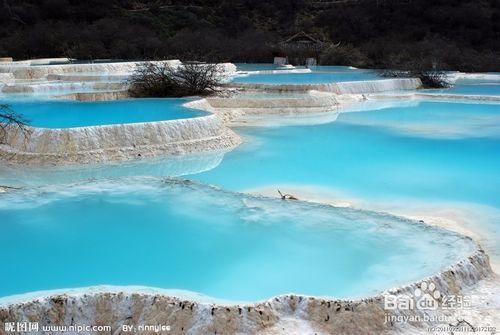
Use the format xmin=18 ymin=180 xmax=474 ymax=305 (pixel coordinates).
xmin=233 ymin=65 xmax=380 ymax=84
xmin=187 ymin=100 xmax=500 ymax=261
xmin=1 ymin=93 xmax=498 ymax=302
xmin=6 ymin=98 xmax=205 ymax=128
xmin=431 ymin=80 xmax=500 ymax=96
xmin=0 ymin=178 xmax=475 ymax=301
xmin=191 ymin=101 xmax=500 ymax=202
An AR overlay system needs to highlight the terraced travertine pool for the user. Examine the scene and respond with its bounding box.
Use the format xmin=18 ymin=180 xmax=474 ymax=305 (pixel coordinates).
xmin=5 ymin=98 xmax=205 ymax=128
xmin=429 ymin=79 xmax=500 ymax=96
xmin=233 ymin=64 xmax=380 ymax=84
xmin=188 ymin=100 xmax=500 ymax=262
xmin=0 ymin=71 xmax=499 ymax=304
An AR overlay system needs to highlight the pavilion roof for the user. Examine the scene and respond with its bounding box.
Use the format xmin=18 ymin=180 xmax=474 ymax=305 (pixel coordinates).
xmin=281 ymin=31 xmax=323 ymax=45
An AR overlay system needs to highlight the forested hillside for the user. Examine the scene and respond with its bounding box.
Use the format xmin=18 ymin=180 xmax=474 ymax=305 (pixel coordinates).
xmin=1 ymin=0 xmax=499 ymax=71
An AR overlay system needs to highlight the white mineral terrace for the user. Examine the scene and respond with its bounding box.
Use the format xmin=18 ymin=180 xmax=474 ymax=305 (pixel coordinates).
xmin=4 ymin=74 xmax=499 ymax=165
xmin=0 ymin=73 xmax=422 ymax=165
xmin=202 ymin=91 xmax=347 ymax=125
xmin=228 ymin=78 xmax=422 ymax=94
xmin=0 ymin=60 xmax=242 ymax=165
xmin=0 ymin=60 xmax=237 ymax=95
xmin=0 ymin=57 xmax=71 ymax=66
xmin=235 ymin=68 xmax=312 ymax=76
xmin=0 ymin=112 xmax=241 ymax=166
xmin=0 ymin=60 xmax=181 ymax=80
xmin=1 ymin=81 xmax=128 ymax=94
xmin=0 ymin=61 xmax=499 ymax=334
xmin=367 ymin=91 xmax=500 ymax=103
xmin=447 ymin=72 xmax=500 ymax=83
xmin=55 ymin=90 xmax=130 ymax=102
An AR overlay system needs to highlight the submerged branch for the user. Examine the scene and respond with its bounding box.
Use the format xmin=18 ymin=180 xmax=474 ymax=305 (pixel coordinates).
xmin=278 ymin=189 xmax=298 ymax=201
xmin=0 ymin=104 xmax=30 ymax=145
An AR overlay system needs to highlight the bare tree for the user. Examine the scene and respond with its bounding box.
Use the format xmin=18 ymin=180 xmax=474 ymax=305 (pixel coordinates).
xmin=0 ymin=104 xmax=29 ymax=145
xmin=2 ymin=0 xmax=26 ymax=25
xmin=128 ymin=62 xmax=225 ymax=98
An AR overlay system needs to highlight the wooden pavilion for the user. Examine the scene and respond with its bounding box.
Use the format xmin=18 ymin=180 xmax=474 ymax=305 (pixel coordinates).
xmin=275 ymin=31 xmax=326 ymax=66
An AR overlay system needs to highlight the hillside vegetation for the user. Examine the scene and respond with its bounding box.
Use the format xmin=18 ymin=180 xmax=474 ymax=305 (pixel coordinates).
xmin=1 ymin=0 xmax=499 ymax=71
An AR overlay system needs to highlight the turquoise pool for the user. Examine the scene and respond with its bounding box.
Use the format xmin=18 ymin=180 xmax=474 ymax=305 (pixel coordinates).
xmin=233 ymin=65 xmax=380 ymax=84
xmin=0 ymin=178 xmax=475 ymax=301
xmin=0 ymin=76 xmax=499 ymax=302
xmin=186 ymin=100 xmax=500 ymax=262
xmin=235 ymin=63 xmax=281 ymax=71
xmin=431 ymin=80 xmax=500 ymax=96
xmin=190 ymin=101 xmax=500 ymax=205
xmin=5 ymin=98 xmax=205 ymax=128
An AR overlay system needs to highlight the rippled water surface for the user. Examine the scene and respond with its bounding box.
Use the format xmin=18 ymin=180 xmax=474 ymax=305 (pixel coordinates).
xmin=187 ymin=100 xmax=500 ymax=261
xmin=0 ymin=179 xmax=475 ymax=300
xmin=1 ymin=70 xmax=499 ymax=301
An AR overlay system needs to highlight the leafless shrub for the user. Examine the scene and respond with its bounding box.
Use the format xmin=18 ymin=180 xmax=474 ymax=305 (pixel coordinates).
xmin=381 ymin=69 xmax=450 ymax=89
xmin=0 ymin=104 xmax=29 ymax=144
xmin=417 ymin=71 xmax=450 ymax=89
xmin=380 ymin=59 xmax=451 ymax=89
xmin=128 ymin=62 xmax=225 ymax=98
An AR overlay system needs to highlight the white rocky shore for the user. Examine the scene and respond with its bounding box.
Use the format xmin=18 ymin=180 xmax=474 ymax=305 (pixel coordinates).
xmin=228 ymin=78 xmax=422 ymax=94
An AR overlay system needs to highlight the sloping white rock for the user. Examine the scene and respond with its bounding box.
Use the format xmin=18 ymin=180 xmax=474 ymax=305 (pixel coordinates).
xmin=0 ymin=113 xmax=241 ymax=166
xmin=230 ymin=78 xmax=422 ymax=94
